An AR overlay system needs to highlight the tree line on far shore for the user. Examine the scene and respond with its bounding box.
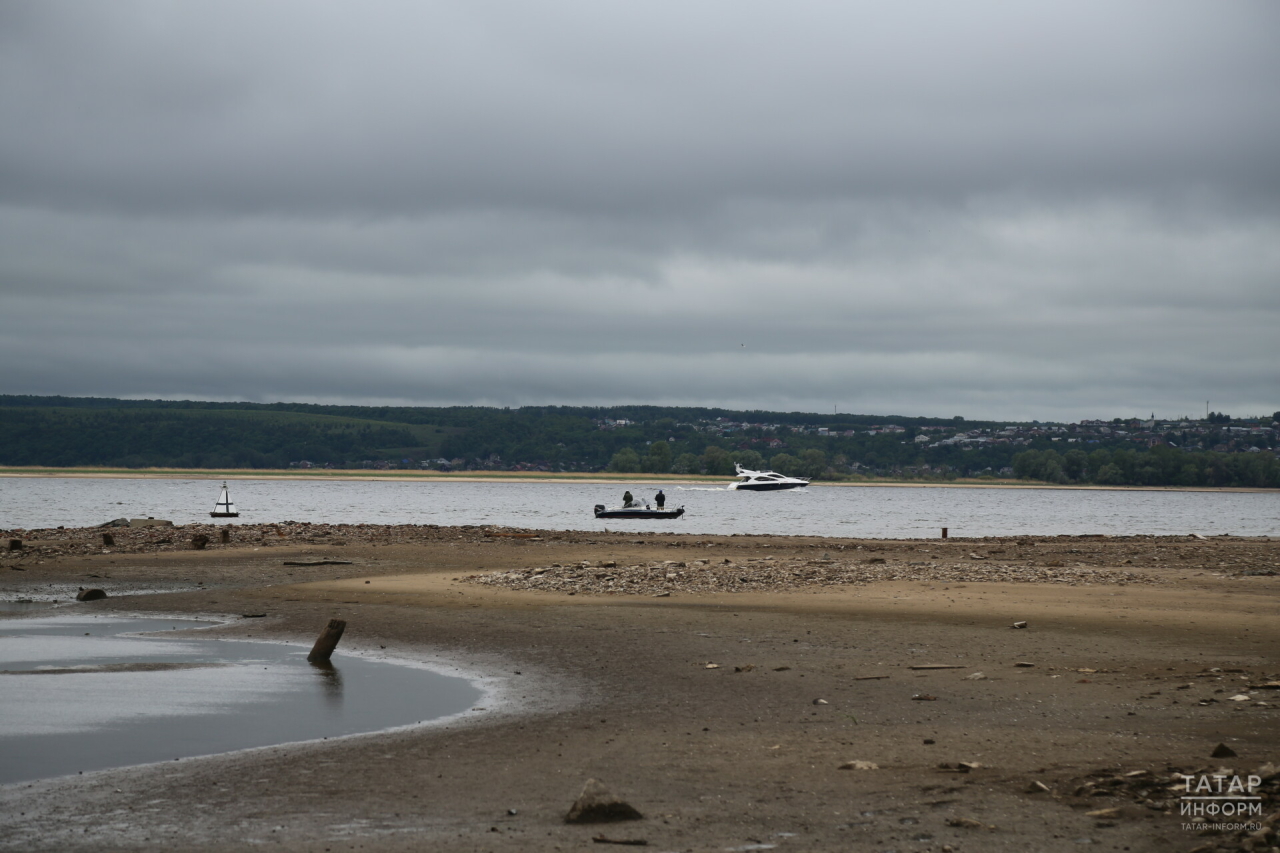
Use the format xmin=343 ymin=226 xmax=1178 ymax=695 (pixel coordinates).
xmin=1011 ymin=446 xmax=1280 ymax=488
xmin=0 ymin=395 xmax=1276 ymax=488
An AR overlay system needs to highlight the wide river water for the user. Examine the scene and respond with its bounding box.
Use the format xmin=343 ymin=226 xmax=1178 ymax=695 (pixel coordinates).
xmin=1 ymin=477 xmax=1277 ymax=537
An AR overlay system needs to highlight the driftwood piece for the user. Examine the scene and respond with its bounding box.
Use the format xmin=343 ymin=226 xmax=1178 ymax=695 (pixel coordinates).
xmin=307 ymin=619 xmax=347 ymax=662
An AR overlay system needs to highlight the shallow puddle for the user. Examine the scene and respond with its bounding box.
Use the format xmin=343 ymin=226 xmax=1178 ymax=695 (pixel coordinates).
xmin=0 ymin=614 xmax=483 ymax=785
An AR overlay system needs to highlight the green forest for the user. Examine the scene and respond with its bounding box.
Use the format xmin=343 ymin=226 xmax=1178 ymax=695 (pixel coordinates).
xmin=0 ymin=395 xmax=1276 ymax=488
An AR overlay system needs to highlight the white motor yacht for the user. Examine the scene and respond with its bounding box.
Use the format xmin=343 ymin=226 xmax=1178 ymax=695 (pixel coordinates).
xmin=727 ymin=464 xmax=810 ymax=491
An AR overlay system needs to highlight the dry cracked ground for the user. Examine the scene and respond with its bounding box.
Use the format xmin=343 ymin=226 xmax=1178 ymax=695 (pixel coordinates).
xmin=1 ymin=522 xmax=1278 ymax=852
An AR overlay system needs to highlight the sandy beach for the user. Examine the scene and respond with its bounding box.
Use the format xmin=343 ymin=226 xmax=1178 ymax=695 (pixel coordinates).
xmin=1 ymin=523 xmax=1277 ymax=852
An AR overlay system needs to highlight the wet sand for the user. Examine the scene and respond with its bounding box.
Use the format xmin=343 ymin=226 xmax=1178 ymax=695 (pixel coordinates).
xmin=1 ymin=525 xmax=1277 ymax=852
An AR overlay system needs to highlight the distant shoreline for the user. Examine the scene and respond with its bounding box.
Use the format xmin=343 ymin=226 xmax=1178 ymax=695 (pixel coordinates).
xmin=0 ymin=466 xmax=1271 ymax=493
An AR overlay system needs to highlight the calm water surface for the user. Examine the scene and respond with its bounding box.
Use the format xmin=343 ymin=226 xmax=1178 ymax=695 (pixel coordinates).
xmin=0 ymin=614 xmax=482 ymax=785
xmin=0 ymin=477 xmax=1277 ymax=537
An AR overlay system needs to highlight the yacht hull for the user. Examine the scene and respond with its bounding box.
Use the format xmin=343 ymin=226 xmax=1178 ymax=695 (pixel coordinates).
xmin=730 ymin=482 xmax=808 ymax=491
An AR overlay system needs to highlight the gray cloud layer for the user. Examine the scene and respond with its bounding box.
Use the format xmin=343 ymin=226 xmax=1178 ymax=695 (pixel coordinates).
xmin=1 ymin=1 xmax=1277 ymax=420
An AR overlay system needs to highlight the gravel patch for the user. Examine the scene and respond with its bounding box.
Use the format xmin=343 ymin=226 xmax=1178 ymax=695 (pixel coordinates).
xmin=463 ymin=556 xmax=1158 ymax=595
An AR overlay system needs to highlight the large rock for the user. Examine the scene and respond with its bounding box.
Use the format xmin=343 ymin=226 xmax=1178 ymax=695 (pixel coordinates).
xmin=564 ymin=779 xmax=643 ymax=824
xmin=129 ymin=518 xmax=174 ymax=528
xmin=76 ymin=588 xmax=107 ymax=601
xmin=97 ymin=518 xmax=130 ymax=528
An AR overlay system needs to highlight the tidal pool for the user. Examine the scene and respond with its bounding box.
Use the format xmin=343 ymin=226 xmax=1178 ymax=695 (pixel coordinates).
xmin=0 ymin=614 xmax=484 ymax=785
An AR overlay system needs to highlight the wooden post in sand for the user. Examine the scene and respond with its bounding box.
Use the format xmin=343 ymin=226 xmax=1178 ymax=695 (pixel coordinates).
xmin=308 ymin=619 xmax=347 ymax=663
xmin=219 ymin=528 xmax=230 ymax=544
xmin=102 ymin=532 xmax=115 ymax=547
xmin=941 ymin=527 xmax=948 ymax=539
xmin=7 ymin=539 xmax=21 ymax=551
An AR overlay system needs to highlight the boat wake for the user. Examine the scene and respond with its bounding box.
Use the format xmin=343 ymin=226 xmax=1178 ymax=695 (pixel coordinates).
xmin=677 ymin=486 xmax=729 ymax=492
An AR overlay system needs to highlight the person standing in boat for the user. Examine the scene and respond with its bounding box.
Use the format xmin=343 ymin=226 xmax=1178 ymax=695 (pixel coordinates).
xmin=655 ymin=489 xmax=666 ymax=510
xmin=623 ymin=490 xmax=634 ymax=507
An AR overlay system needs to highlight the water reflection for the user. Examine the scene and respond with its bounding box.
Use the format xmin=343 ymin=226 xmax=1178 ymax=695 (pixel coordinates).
xmin=309 ymin=659 xmax=344 ymax=707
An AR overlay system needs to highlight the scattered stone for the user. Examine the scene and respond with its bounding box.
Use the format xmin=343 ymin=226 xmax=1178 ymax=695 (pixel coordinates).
xmin=1211 ymin=743 xmax=1238 ymax=758
xmin=565 ymin=779 xmax=643 ymax=824
xmin=964 ymin=672 xmax=987 ymax=680
xmin=1011 ymin=621 xmax=1027 ymax=629
xmin=838 ymin=760 xmax=879 ymax=770
xmin=1028 ymin=781 xmax=1051 ymax=793
xmin=75 ymin=588 xmax=107 ymax=601
xmin=733 ymin=665 xmax=755 ymax=673
xmin=945 ymin=817 xmax=987 ymax=828
xmin=812 ymin=698 xmax=828 ymax=705
xmin=1014 ymin=661 xmax=1036 ymax=667
xmin=911 ymin=694 xmax=938 ymax=701
xmin=1229 ymin=694 xmax=1252 ymax=702
xmin=704 ymin=663 xmax=720 ymax=669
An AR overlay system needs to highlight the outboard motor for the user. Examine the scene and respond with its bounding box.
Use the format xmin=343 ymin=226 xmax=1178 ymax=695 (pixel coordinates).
xmin=593 ymin=504 xmax=605 ymax=515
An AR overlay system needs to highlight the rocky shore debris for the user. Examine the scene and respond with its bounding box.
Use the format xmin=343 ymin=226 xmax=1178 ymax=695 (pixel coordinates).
xmin=75 ymin=588 xmax=107 ymax=601
xmin=466 ymin=555 xmax=1158 ymax=597
xmin=565 ymin=779 xmax=644 ymax=824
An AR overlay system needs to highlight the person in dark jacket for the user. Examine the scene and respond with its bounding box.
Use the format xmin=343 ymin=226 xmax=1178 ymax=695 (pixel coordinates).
xmin=623 ymin=490 xmax=634 ymax=507
xmin=655 ymin=489 xmax=666 ymax=509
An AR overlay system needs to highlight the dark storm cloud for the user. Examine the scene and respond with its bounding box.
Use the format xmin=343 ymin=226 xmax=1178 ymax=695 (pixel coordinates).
xmin=1 ymin=0 xmax=1277 ymax=420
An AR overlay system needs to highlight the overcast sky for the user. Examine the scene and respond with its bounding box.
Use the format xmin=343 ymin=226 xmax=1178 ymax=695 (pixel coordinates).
xmin=1 ymin=1 xmax=1276 ymax=422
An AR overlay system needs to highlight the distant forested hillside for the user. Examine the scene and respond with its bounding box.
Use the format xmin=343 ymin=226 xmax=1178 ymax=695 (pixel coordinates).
xmin=0 ymin=395 xmax=1275 ymax=487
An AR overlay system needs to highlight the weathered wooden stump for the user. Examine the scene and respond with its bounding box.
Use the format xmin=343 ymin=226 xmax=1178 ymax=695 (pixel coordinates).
xmin=7 ymin=539 xmax=21 ymax=551
xmin=307 ymin=619 xmax=347 ymax=662
xmin=191 ymin=534 xmax=209 ymax=550
xmin=102 ymin=532 xmax=115 ymax=547
xmin=219 ymin=529 xmax=230 ymax=544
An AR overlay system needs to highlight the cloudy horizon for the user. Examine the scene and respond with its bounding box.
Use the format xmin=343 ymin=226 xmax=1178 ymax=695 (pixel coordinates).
xmin=1 ymin=1 xmax=1277 ymax=422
